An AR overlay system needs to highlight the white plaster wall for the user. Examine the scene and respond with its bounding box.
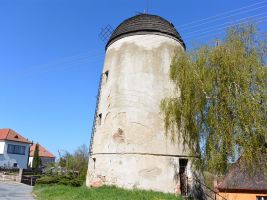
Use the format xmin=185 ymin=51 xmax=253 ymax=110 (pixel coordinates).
xmin=0 ymin=141 xmax=30 ymax=169
xmin=87 ymin=34 xmax=192 ymax=193
xmin=89 ymin=154 xmax=180 ymax=192
xmin=0 ymin=141 xmax=5 ymax=154
xmin=28 ymin=157 xmax=33 ymax=167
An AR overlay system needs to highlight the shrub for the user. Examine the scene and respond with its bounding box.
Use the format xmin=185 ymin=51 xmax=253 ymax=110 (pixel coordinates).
xmin=36 ymin=176 xmax=59 ymax=185
xmin=36 ymin=175 xmax=83 ymax=187
xmin=59 ymin=144 xmax=89 ymax=181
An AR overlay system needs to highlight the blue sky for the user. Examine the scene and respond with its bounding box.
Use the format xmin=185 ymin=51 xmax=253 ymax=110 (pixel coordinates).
xmin=0 ymin=0 xmax=266 ymax=157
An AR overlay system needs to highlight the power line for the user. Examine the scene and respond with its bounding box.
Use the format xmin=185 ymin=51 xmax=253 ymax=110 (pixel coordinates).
xmin=185 ymin=18 xmax=267 ymax=41
xmin=179 ymin=4 xmax=267 ymax=31
xmin=184 ymin=16 xmax=267 ymax=40
xmin=183 ymin=12 xmax=267 ymax=37
xmin=18 ymin=16 xmax=265 ymax=78
xmin=6 ymin=4 xmax=267 ymax=79
xmin=177 ymin=0 xmax=267 ymax=29
xmin=104 ymin=15 xmax=265 ymax=48
xmin=26 ymin=3 xmax=267 ymax=72
xmin=4 ymin=52 xmax=104 ymax=79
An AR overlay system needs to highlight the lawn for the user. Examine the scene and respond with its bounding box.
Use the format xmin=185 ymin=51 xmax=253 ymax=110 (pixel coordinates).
xmin=33 ymin=185 xmax=183 ymax=200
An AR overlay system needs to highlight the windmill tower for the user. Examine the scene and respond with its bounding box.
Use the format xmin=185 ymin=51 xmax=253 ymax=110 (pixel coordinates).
xmin=87 ymin=14 xmax=193 ymax=194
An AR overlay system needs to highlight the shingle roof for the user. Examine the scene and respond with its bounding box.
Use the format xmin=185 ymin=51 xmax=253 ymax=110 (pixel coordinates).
xmin=30 ymin=143 xmax=55 ymax=158
xmin=0 ymin=129 xmax=32 ymax=144
xmin=217 ymin=157 xmax=267 ymax=192
xmin=106 ymin=14 xmax=185 ymax=50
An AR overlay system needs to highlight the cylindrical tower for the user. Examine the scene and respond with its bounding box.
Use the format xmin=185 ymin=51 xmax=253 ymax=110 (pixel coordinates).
xmin=87 ymin=14 xmax=192 ymax=194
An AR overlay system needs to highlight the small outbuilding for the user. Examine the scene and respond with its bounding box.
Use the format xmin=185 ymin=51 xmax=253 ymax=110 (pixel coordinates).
xmin=28 ymin=143 xmax=55 ymax=167
xmin=216 ymin=158 xmax=267 ymax=200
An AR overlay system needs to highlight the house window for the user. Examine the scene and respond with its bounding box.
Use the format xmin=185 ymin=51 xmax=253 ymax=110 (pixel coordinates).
xmin=7 ymin=144 xmax=26 ymax=155
xmin=257 ymin=197 xmax=267 ymax=200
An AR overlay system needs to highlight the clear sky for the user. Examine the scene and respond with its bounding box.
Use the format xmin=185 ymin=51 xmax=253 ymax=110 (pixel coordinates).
xmin=0 ymin=0 xmax=266 ymax=157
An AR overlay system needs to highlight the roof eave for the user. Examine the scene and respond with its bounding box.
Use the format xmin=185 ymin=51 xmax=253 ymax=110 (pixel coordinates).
xmin=217 ymin=188 xmax=267 ymax=194
xmin=106 ymin=30 xmax=185 ymax=51
xmin=0 ymin=139 xmax=32 ymax=144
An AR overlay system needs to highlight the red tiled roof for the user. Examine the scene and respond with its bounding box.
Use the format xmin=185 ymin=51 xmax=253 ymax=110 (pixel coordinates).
xmin=0 ymin=129 xmax=32 ymax=144
xmin=30 ymin=144 xmax=55 ymax=158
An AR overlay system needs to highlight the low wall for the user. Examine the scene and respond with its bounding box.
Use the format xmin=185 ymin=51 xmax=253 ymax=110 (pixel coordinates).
xmin=0 ymin=168 xmax=22 ymax=182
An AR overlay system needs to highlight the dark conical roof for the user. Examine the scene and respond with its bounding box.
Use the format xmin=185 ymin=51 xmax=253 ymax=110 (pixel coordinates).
xmin=106 ymin=14 xmax=185 ymax=50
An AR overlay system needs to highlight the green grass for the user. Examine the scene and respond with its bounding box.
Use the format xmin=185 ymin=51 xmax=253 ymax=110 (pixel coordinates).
xmin=33 ymin=184 xmax=183 ymax=200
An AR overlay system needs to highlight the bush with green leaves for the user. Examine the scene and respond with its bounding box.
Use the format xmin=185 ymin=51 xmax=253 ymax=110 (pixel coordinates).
xmin=36 ymin=174 xmax=83 ymax=187
xmin=58 ymin=144 xmax=89 ymax=180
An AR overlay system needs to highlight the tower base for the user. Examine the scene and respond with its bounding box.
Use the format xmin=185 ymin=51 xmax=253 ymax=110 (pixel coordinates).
xmin=86 ymin=153 xmax=193 ymax=194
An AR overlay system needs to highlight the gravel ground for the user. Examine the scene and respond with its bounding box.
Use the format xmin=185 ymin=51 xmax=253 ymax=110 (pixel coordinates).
xmin=0 ymin=181 xmax=35 ymax=200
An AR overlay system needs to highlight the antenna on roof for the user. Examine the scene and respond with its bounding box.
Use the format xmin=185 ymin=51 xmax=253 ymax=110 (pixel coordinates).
xmin=98 ymin=24 xmax=113 ymax=43
xmin=137 ymin=0 xmax=150 ymax=14
xmin=145 ymin=0 xmax=149 ymax=14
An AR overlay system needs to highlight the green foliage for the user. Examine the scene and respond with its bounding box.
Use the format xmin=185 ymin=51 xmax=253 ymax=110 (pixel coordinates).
xmin=33 ymin=185 xmax=182 ymax=200
xmin=32 ymin=144 xmax=42 ymax=169
xmin=36 ymin=175 xmax=83 ymax=187
xmin=36 ymin=176 xmax=59 ymax=185
xmin=161 ymin=23 xmax=267 ymax=175
xmin=59 ymin=144 xmax=89 ymax=180
xmin=58 ymin=157 xmax=66 ymax=168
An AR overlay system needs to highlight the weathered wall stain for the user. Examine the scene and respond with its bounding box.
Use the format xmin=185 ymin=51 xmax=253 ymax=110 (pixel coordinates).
xmin=138 ymin=167 xmax=162 ymax=180
xmin=113 ymin=128 xmax=125 ymax=143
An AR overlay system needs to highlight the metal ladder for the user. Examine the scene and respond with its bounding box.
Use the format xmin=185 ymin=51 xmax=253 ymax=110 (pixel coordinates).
xmin=89 ymin=74 xmax=103 ymax=155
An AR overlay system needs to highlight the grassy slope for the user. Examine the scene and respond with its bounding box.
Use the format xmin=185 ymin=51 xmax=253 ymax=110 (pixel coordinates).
xmin=33 ymin=185 xmax=183 ymax=200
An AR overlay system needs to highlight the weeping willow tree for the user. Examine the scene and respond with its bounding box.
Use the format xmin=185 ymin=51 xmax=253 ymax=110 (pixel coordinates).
xmin=161 ymin=24 xmax=267 ymax=175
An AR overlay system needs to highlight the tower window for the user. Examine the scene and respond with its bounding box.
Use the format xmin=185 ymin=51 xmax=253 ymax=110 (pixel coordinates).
xmin=103 ymin=70 xmax=109 ymax=83
xmin=97 ymin=113 xmax=102 ymax=125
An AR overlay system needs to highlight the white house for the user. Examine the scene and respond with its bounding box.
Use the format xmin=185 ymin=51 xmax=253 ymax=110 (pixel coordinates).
xmin=28 ymin=143 xmax=55 ymax=167
xmin=0 ymin=129 xmax=32 ymax=169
